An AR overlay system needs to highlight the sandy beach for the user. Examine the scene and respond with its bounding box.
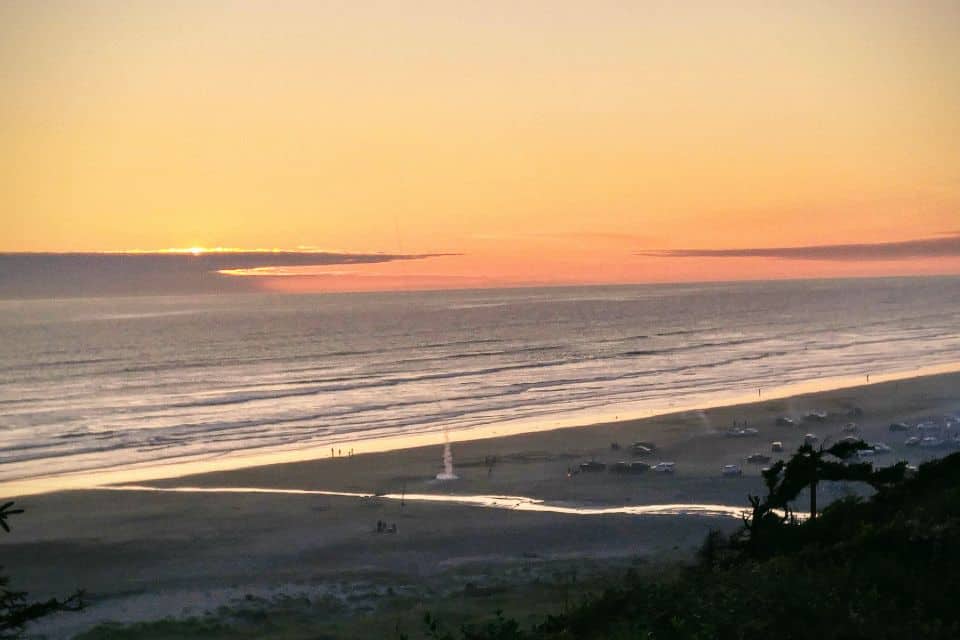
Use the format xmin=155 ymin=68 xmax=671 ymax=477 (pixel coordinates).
xmin=4 ymin=370 xmax=959 ymax=638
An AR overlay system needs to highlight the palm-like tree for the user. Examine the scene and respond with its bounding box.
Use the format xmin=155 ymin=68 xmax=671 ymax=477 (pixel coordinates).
xmin=744 ymin=440 xmax=909 ymax=553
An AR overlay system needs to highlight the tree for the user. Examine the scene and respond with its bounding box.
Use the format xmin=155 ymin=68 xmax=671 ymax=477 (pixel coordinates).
xmin=742 ymin=440 xmax=908 ymax=553
xmin=0 ymin=502 xmax=84 ymax=639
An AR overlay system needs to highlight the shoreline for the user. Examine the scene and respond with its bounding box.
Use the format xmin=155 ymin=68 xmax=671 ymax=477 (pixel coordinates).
xmin=3 ymin=360 xmax=960 ymax=498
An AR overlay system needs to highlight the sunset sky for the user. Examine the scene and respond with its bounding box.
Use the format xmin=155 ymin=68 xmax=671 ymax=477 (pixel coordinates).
xmin=2 ymin=1 xmax=959 ymax=294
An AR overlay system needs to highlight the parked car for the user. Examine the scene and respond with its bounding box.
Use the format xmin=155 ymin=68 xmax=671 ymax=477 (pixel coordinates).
xmin=804 ymin=433 xmax=819 ymax=445
xmin=631 ymin=444 xmax=654 ymax=456
xmin=804 ymin=411 xmax=827 ymax=423
xmin=920 ymin=437 xmax=945 ymax=449
xmin=651 ymin=462 xmax=676 ymax=474
xmin=721 ymin=464 xmax=743 ymax=477
xmin=747 ymin=453 xmax=771 ymax=464
xmin=871 ymin=442 xmax=892 ymax=454
xmin=726 ymin=427 xmax=759 ymax=437
xmin=776 ymin=417 xmax=796 ymax=427
xmin=856 ymin=448 xmax=875 ymax=459
xmin=904 ymin=436 xmax=920 ymax=447
xmin=610 ymin=461 xmax=651 ymax=474
xmin=771 ymin=441 xmax=784 ymax=453
xmin=609 ymin=461 xmax=631 ymax=474
xmin=579 ymin=461 xmax=606 ymax=472
xmin=889 ymin=422 xmax=910 ymax=432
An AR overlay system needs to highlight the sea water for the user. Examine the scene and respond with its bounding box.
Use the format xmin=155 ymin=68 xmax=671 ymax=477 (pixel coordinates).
xmin=1 ymin=277 xmax=958 ymax=489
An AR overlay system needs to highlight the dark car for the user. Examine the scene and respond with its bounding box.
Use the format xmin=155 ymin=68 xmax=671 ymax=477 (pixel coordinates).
xmin=631 ymin=444 xmax=654 ymax=456
xmin=747 ymin=453 xmax=771 ymax=464
xmin=889 ymin=422 xmax=910 ymax=432
xmin=579 ymin=461 xmax=606 ymax=472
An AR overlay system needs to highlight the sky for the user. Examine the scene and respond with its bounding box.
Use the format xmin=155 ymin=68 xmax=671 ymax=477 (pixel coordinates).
xmin=2 ymin=1 xmax=959 ymax=296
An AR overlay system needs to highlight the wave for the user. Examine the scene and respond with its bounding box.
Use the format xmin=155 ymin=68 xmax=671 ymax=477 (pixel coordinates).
xmin=3 ymin=278 xmax=959 ymax=488
xmin=3 ymin=356 xmax=122 ymax=372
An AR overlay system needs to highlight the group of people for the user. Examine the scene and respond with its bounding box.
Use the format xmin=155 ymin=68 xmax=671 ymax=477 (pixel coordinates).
xmin=375 ymin=520 xmax=397 ymax=534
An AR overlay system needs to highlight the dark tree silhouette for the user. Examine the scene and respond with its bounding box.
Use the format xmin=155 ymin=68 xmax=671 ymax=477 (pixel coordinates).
xmin=0 ymin=502 xmax=84 ymax=639
xmin=743 ymin=439 xmax=909 ymax=553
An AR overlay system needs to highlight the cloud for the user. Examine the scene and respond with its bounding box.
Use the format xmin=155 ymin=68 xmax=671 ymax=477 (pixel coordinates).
xmin=0 ymin=250 xmax=456 ymax=299
xmin=638 ymin=234 xmax=960 ymax=261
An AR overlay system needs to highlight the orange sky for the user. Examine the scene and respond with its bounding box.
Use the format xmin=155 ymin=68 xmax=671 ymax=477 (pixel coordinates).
xmin=2 ymin=1 xmax=959 ymax=292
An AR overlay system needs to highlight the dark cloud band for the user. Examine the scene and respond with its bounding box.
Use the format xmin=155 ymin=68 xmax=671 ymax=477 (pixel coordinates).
xmin=638 ymin=234 xmax=960 ymax=261
xmin=0 ymin=251 xmax=455 ymax=299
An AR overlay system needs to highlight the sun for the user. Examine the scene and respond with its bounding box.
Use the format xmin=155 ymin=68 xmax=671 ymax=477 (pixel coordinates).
xmin=189 ymin=246 xmax=205 ymax=256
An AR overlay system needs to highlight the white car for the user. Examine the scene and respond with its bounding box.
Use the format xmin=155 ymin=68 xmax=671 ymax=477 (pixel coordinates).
xmin=871 ymin=442 xmax=892 ymax=454
xmin=856 ymin=448 xmax=875 ymax=459
xmin=652 ymin=462 xmax=676 ymax=473
xmin=904 ymin=436 xmax=920 ymax=447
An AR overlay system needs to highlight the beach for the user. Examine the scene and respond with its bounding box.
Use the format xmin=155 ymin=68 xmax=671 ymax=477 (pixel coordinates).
xmin=4 ymin=370 xmax=959 ymax=638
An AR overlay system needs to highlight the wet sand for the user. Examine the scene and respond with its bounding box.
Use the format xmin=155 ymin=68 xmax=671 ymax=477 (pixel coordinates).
xmin=3 ymin=370 xmax=959 ymax=637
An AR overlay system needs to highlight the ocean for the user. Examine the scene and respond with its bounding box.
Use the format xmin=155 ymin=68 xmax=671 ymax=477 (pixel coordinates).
xmin=1 ymin=277 xmax=958 ymax=491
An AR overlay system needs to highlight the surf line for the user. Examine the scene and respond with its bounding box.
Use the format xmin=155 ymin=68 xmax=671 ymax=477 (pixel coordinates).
xmin=99 ymin=484 xmax=753 ymax=520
